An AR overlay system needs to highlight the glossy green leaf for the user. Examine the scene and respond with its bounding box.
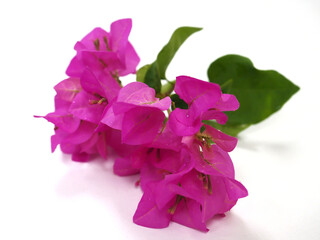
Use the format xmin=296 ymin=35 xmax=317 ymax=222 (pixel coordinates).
xmin=137 ymin=26 xmax=202 ymax=93
xmin=207 ymin=54 xmax=299 ymax=135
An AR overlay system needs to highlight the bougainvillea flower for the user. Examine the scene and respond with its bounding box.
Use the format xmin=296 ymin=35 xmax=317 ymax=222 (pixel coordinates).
xmin=133 ymin=148 xmax=195 ymax=229
xmin=148 ymin=125 xmax=183 ymax=151
xmin=51 ymin=121 xmax=110 ymax=162
xmin=66 ymin=18 xmax=140 ymax=78
xmin=133 ymin=114 xmax=247 ymax=231
xmin=201 ymin=125 xmax=238 ymax=152
xmin=39 ymin=17 xmax=142 ymax=162
xmin=68 ymin=68 xmax=121 ymax=125
xmin=39 ymin=75 xmax=114 ymax=161
xmin=54 ymin=77 xmax=82 ymax=106
xmin=110 ymin=125 xmax=183 ymax=176
xmin=180 ymin=123 xmax=238 ymax=178
xmin=35 ymin=78 xmax=80 ymax=132
xmin=179 ymin=170 xmax=247 ymax=223
xmin=174 ymin=76 xmax=222 ymax=113
xmin=44 ymin=91 xmax=113 ymax=161
xmin=168 ymin=76 xmax=239 ymax=136
xmin=133 ymin=146 xmax=247 ymax=231
xmin=101 ymin=82 xmax=171 ymax=145
xmin=38 ymin=15 xmax=251 ymax=232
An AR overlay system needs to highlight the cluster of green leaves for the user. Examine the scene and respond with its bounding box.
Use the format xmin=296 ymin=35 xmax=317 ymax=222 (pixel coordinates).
xmin=136 ymin=27 xmax=300 ymax=136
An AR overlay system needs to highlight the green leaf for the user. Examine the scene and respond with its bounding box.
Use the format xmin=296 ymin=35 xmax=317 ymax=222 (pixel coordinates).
xmin=144 ymin=62 xmax=161 ymax=92
xmin=207 ymin=54 xmax=300 ymax=135
xmin=137 ymin=26 xmax=202 ymax=93
xmin=136 ymin=64 xmax=151 ymax=82
xmin=170 ymin=94 xmax=188 ymax=109
xmin=156 ymin=27 xmax=202 ymax=80
xmin=203 ymin=120 xmax=250 ymax=137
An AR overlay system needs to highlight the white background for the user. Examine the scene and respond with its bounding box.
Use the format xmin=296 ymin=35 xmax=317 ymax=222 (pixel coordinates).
xmin=1 ymin=0 xmax=320 ymax=239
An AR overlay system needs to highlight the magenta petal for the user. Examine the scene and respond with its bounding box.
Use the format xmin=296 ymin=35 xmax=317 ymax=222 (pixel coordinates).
xmin=69 ymin=91 xmax=105 ymax=124
xmin=193 ymin=144 xmax=235 ymax=178
xmin=53 ymin=78 xmax=79 ymax=111
xmin=179 ymin=170 xmax=206 ymax=204
xmin=180 ymin=173 xmax=230 ymax=222
xmin=58 ymin=138 xmax=76 ymax=154
xmin=79 ymin=133 xmax=99 ymax=154
xmin=54 ymin=78 xmax=81 ymax=102
xmin=51 ymin=135 xmax=59 ymax=153
xmin=122 ymin=86 xmax=155 ymax=105
xmin=113 ymin=102 xmax=136 ymax=114
xmin=204 ymin=125 xmax=238 ymax=152
xmin=50 ymin=129 xmax=67 ymax=152
xmin=175 ymin=76 xmax=221 ymax=112
xmin=59 ymin=141 xmax=78 ymax=154
xmin=72 ymin=152 xmax=90 ymax=162
xmin=201 ymin=177 xmax=228 ymax=222
xmin=151 ymin=96 xmax=171 ymax=111
xmin=149 ymin=126 xmax=182 ymax=151
xmin=150 ymin=149 xmax=182 ymax=173
xmin=140 ymin=161 xmax=164 ymax=191
xmin=81 ymin=68 xmax=121 ymax=102
xmin=117 ymin=82 xmax=156 ymax=105
xmin=54 ymin=97 xmax=71 ymax=112
xmin=96 ymin=132 xmax=108 ymax=159
xmin=81 ymin=51 xmax=123 ymax=73
xmin=117 ymin=82 xmax=171 ymax=110
xmin=168 ymin=108 xmax=201 ymax=136
xmin=179 ymin=171 xmax=228 ymax=222
xmin=66 ymin=56 xmax=85 ymax=77
xmin=106 ymin=129 xmax=138 ymax=157
xmin=110 ymin=19 xmax=140 ymax=76
xmin=201 ymin=110 xmax=228 ymax=125
xmin=140 ymin=148 xmax=192 ymax=186
xmin=80 ymin=68 xmax=105 ymax=97
xmin=133 ymin=186 xmax=171 ymax=229
xmin=155 ymin=182 xmax=195 ymax=211
xmin=172 ymin=199 xmax=208 ymax=232
xmin=122 ymin=86 xmax=170 ymax=110
xmin=109 ymin=18 xmax=131 ymax=52
xmin=74 ymin=41 xmax=86 ymax=51
xmin=153 ymin=151 xmax=195 ymax=209
xmin=100 ymin=103 xmax=123 ymax=130
xmin=63 ymin=121 xmax=96 ymax=145
xmin=130 ymin=147 xmax=149 ymax=169
xmin=44 ymin=111 xmax=80 ymax=133
xmin=224 ymin=178 xmax=248 ymax=200
xmin=153 ymin=182 xmax=178 ymax=210
xmin=95 ymin=70 xmax=121 ymax=101
xmin=117 ymin=82 xmax=148 ymax=102
xmin=113 ymin=157 xmax=139 ymax=176
xmin=92 ymin=51 xmax=124 ymax=70
xmin=79 ymin=27 xmax=109 ymax=51
xmin=118 ymin=42 xmax=140 ymax=76
xmin=215 ymin=94 xmax=239 ymax=111
xmin=121 ymin=107 xmax=165 ymax=145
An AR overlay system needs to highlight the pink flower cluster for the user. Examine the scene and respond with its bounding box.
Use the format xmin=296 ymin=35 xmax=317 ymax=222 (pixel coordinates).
xmin=41 ymin=19 xmax=247 ymax=232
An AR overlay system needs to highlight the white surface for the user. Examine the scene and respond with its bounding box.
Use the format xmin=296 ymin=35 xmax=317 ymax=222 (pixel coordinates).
xmin=1 ymin=0 xmax=320 ymax=239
